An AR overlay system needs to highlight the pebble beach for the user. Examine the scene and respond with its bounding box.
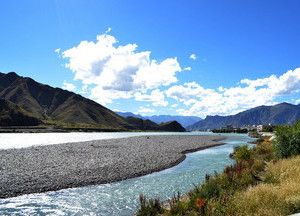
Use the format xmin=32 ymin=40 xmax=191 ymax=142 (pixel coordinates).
xmin=0 ymin=135 xmax=225 ymax=198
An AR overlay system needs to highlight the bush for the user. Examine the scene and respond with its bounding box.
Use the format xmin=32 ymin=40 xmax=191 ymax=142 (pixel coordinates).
xmin=233 ymin=145 xmax=253 ymax=163
xmin=168 ymin=192 xmax=189 ymax=215
xmin=197 ymin=178 xmax=221 ymax=200
xmin=137 ymin=194 xmax=164 ymax=216
xmin=274 ymin=121 xmax=300 ymax=158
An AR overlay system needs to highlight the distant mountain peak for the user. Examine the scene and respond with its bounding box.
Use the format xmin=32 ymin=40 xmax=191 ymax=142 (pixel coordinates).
xmin=0 ymin=72 xmax=185 ymax=132
xmin=0 ymin=72 xmax=131 ymax=129
xmin=117 ymin=112 xmax=202 ymax=128
xmin=187 ymin=102 xmax=300 ymax=131
xmin=6 ymin=71 xmax=18 ymax=76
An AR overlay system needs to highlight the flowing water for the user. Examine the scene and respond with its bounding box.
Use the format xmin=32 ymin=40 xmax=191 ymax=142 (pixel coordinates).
xmin=0 ymin=132 xmax=254 ymax=215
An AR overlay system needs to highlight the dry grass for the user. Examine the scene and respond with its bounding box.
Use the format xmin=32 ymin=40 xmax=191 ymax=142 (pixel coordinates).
xmin=136 ymin=136 xmax=300 ymax=216
xmin=231 ymin=155 xmax=300 ymax=216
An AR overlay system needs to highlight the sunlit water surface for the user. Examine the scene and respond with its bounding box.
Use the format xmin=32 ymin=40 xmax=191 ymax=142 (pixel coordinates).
xmin=0 ymin=131 xmax=207 ymax=149
xmin=0 ymin=132 xmax=254 ymax=215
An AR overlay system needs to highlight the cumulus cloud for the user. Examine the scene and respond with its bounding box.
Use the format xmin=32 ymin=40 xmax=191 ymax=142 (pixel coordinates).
xmin=54 ymin=48 xmax=61 ymax=53
xmin=167 ymin=68 xmax=300 ymax=117
xmin=105 ymin=27 xmax=112 ymax=34
xmin=60 ymin=32 xmax=300 ymax=117
xmin=62 ymin=33 xmax=182 ymax=105
xmin=62 ymin=81 xmax=76 ymax=92
xmin=189 ymin=53 xmax=197 ymax=60
xmin=138 ymin=107 xmax=155 ymax=114
xmin=184 ymin=67 xmax=192 ymax=71
xmin=134 ymin=89 xmax=168 ymax=107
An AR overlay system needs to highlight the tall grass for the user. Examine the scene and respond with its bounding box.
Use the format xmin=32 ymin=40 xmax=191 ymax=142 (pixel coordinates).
xmin=231 ymin=155 xmax=300 ymax=216
xmin=136 ymin=121 xmax=300 ymax=215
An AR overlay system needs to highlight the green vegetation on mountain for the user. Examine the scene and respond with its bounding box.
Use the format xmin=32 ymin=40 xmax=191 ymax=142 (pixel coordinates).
xmin=137 ymin=121 xmax=300 ymax=216
xmin=0 ymin=98 xmax=41 ymax=126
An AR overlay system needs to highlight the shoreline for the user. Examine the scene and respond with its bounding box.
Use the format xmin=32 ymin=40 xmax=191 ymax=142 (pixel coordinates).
xmin=0 ymin=135 xmax=225 ymax=199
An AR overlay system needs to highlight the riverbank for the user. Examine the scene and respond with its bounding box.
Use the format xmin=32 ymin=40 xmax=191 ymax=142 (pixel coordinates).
xmin=137 ymin=126 xmax=300 ymax=216
xmin=0 ymin=135 xmax=225 ymax=198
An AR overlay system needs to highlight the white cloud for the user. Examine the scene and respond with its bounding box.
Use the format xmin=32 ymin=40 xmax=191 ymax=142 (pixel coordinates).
xmin=54 ymin=48 xmax=61 ymax=53
xmin=134 ymin=89 xmax=168 ymax=107
xmin=184 ymin=67 xmax=192 ymax=71
xmin=291 ymin=98 xmax=300 ymax=105
xmin=112 ymin=108 xmax=124 ymax=112
xmin=80 ymin=85 xmax=89 ymax=94
xmin=62 ymin=33 xmax=182 ymax=105
xmin=167 ymin=68 xmax=300 ymax=117
xmin=189 ymin=53 xmax=197 ymax=60
xmin=138 ymin=107 xmax=155 ymax=114
xmin=62 ymin=81 xmax=76 ymax=92
xmin=60 ymin=33 xmax=300 ymax=118
xmin=105 ymin=27 xmax=112 ymax=34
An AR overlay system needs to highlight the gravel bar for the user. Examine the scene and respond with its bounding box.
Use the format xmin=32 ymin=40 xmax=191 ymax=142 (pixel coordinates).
xmin=0 ymin=135 xmax=225 ymax=198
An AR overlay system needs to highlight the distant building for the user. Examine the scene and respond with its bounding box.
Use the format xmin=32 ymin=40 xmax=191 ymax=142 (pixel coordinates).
xmin=257 ymin=125 xmax=263 ymax=132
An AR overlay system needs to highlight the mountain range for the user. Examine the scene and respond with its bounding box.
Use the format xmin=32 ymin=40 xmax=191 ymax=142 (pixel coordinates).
xmin=117 ymin=112 xmax=202 ymax=128
xmin=125 ymin=116 xmax=185 ymax=132
xmin=187 ymin=102 xmax=300 ymax=131
xmin=0 ymin=72 xmax=185 ymax=132
xmin=2 ymin=71 xmax=300 ymax=132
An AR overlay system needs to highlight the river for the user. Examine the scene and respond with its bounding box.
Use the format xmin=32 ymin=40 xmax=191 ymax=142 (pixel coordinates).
xmin=0 ymin=132 xmax=254 ymax=215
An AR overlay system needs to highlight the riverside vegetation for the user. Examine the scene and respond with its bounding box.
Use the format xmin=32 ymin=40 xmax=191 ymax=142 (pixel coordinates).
xmin=137 ymin=121 xmax=300 ymax=216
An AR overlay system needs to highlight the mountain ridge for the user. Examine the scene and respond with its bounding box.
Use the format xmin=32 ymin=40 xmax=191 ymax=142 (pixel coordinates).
xmin=187 ymin=102 xmax=300 ymax=131
xmin=0 ymin=72 xmax=130 ymax=130
xmin=0 ymin=72 xmax=185 ymax=132
xmin=117 ymin=112 xmax=202 ymax=128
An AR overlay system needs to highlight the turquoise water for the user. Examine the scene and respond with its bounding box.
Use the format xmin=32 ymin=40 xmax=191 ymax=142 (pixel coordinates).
xmin=0 ymin=133 xmax=254 ymax=215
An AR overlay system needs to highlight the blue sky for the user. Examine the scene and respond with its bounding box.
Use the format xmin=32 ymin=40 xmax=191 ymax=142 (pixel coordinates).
xmin=1 ymin=0 xmax=300 ymax=117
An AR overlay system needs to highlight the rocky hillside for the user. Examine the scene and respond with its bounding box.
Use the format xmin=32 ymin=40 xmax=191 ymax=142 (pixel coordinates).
xmin=0 ymin=72 xmax=130 ymax=130
xmin=187 ymin=103 xmax=300 ymax=131
xmin=0 ymin=98 xmax=41 ymax=126
xmin=0 ymin=72 xmax=186 ymax=132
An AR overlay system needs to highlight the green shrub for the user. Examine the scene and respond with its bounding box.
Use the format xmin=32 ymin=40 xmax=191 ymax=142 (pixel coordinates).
xmin=233 ymin=145 xmax=253 ymax=162
xmin=198 ymin=178 xmax=221 ymax=199
xmin=274 ymin=121 xmax=300 ymax=158
xmin=137 ymin=194 xmax=164 ymax=216
xmin=169 ymin=201 xmax=189 ymax=215
xmin=168 ymin=192 xmax=189 ymax=215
